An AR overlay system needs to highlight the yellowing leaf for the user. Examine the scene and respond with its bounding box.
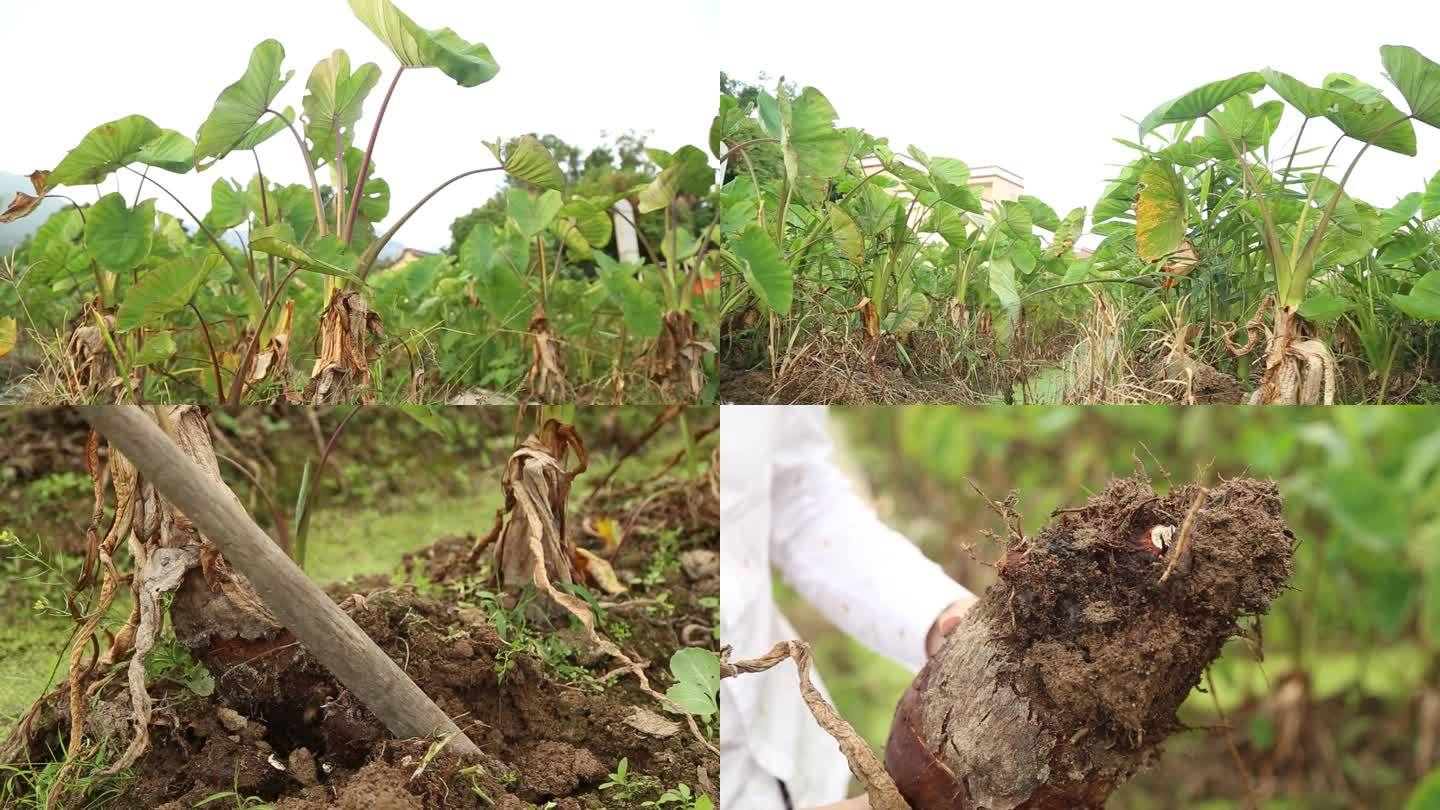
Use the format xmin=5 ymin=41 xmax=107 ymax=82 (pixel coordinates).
xmin=0 ymin=317 xmax=16 ymax=358
xmin=588 ymin=515 xmax=623 ymax=556
xmin=572 ymin=547 xmax=627 ymax=595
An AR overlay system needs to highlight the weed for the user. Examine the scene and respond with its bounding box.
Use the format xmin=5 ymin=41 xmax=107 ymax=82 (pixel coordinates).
xmin=698 ymin=596 xmax=720 ymax=640
xmin=143 ymin=636 xmax=216 ymax=698
xmin=0 ymin=736 xmax=133 ymax=809
xmin=636 ymin=530 xmax=681 ymax=588
xmin=599 ymin=757 xmax=661 ymax=803
xmin=643 ymin=782 xmax=714 ymax=810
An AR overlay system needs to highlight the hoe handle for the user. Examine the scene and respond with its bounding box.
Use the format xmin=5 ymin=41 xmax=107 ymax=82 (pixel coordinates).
xmin=77 ymin=405 xmax=481 ymax=757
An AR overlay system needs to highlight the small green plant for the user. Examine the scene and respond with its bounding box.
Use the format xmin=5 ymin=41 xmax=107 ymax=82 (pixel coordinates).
xmin=643 ymin=782 xmax=714 ymax=810
xmin=637 ymin=530 xmax=681 ymax=588
xmin=194 ymin=790 xmax=275 ymax=809
xmin=0 ymin=737 xmax=133 ymax=810
xmin=143 ymin=636 xmax=216 ymax=697
xmin=663 ymin=648 xmax=720 ymax=721
xmin=698 ymin=596 xmax=720 ymax=640
xmin=599 ymin=757 xmax=661 ymax=803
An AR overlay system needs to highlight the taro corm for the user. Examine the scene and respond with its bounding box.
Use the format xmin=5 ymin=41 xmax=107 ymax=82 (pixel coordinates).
xmin=884 ymin=476 xmax=1294 ymax=810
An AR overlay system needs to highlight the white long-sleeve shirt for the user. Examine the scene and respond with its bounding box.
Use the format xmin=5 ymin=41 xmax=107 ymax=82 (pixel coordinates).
xmin=720 ymin=405 xmax=971 ymax=809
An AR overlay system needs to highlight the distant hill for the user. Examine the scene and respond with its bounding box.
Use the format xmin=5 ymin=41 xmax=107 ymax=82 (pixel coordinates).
xmin=0 ymin=171 xmax=64 ymax=252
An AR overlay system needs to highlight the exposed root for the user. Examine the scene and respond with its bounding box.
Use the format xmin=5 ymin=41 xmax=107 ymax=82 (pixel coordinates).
xmin=721 ymin=641 xmax=910 ymax=810
xmin=1223 ymin=295 xmax=1334 ymax=405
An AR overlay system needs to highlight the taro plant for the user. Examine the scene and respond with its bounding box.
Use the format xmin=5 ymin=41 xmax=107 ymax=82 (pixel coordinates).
xmin=0 ymin=0 xmax=717 ymax=405
xmin=713 ymin=79 xmax=1087 ymax=392
xmin=1118 ymin=44 xmax=1440 ymax=403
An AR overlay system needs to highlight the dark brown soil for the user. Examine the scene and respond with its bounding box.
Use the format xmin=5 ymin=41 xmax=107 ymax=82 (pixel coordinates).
xmin=12 ymin=476 xmax=719 ymax=809
xmin=885 ymin=476 xmax=1295 ymax=810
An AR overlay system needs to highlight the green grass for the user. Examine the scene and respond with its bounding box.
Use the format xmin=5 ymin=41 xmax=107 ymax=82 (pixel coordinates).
xmin=302 ymin=487 xmax=503 ymax=584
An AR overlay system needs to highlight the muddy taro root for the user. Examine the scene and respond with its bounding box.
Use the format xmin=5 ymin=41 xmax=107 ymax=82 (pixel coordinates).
xmin=885 ymin=476 xmax=1294 ymax=810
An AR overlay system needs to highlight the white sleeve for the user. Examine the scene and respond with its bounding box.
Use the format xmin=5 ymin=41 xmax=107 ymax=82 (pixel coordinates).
xmin=768 ymin=406 xmax=971 ymax=673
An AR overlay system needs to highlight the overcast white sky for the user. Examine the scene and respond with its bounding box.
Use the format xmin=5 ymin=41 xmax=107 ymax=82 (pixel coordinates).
xmin=2 ymin=0 xmax=719 ymax=250
xmin=722 ymin=0 xmax=1440 ymax=231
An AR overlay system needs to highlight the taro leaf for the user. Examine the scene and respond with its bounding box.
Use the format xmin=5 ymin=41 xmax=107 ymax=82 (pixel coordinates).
xmin=1093 ymin=160 xmax=1143 ymax=225
xmin=1204 ymin=95 xmax=1284 ymax=152
xmin=49 ymin=115 xmax=162 ymax=187
xmin=1381 ymin=45 xmax=1440 ymax=129
xmin=755 ymin=89 xmax=782 ymax=138
xmin=556 ymin=199 xmax=612 ymax=260
xmin=988 ymin=254 xmax=1021 ymax=343
xmin=882 ymin=291 xmax=930 ymax=337
xmin=0 ymin=317 xmax=15 ymax=358
xmin=827 ymin=204 xmax=863 ymax=263
xmin=153 ymin=213 xmax=190 ymax=255
xmin=0 ymin=171 xmax=50 ymax=223
xmin=594 ymin=253 xmax=662 ymax=338
xmin=1263 ymin=68 xmax=1352 ymax=118
xmin=1380 ymin=192 xmax=1422 ymax=237
xmin=195 ymin=40 xmax=295 ymax=170
xmin=485 ymin=135 xmax=564 ymax=191
xmin=303 ymin=50 xmax=382 ymax=167
xmin=637 ymin=146 xmax=711 ymax=214
xmin=232 ymin=106 xmax=293 ymax=152
xmin=710 ymin=93 xmax=742 ymax=158
xmin=1138 ymin=72 xmax=1266 ymax=138
xmin=116 ymin=255 xmax=219 ymax=331
xmin=731 ymin=225 xmax=791 ymax=314
xmin=665 ymin=648 xmax=719 ymax=718
xmin=780 ymin=87 xmax=848 ymax=195
xmin=1323 ymin=73 xmax=1417 ymax=156
xmin=85 ymin=193 xmax=155 ymax=273
xmin=1135 ymin=159 xmax=1188 ymax=262
xmin=927 ymin=156 xmax=982 ymax=213
xmin=1380 ymin=228 xmax=1431 ymax=266
xmin=348 ymin=0 xmax=499 ymax=87
xmin=1425 ymin=170 xmax=1440 ymax=221
xmin=655 ymin=145 xmax=714 ymax=197
xmin=209 ymin=178 xmax=248 ymax=230
xmin=1297 ymin=294 xmax=1354 ymax=322
xmin=250 ymin=223 xmax=366 ymax=284
xmin=924 ymin=204 xmax=970 ymax=246
xmin=718 ymin=177 xmax=758 ymax=235
xmin=1043 ymin=207 xmax=1087 ymax=260
xmin=460 ymin=225 xmax=529 ymax=327
xmin=992 ymin=200 xmax=1033 ymax=240
xmin=1017 ymin=196 xmax=1061 ymax=232
xmin=638 ymin=162 xmax=684 ymax=215
xmin=134 ymin=129 xmax=196 ymax=174
xmin=660 ymin=228 xmax=700 ymax=268
xmin=507 ymin=188 xmax=563 ymax=238
xmin=1393 ymin=271 xmax=1440 ymax=321
xmin=1311 ymin=186 xmax=1379 ymax=267
xmin=131 ymin=333 xmax=178 ymax=367
xmin=343 ymin=147 xmax=391 ymax=220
